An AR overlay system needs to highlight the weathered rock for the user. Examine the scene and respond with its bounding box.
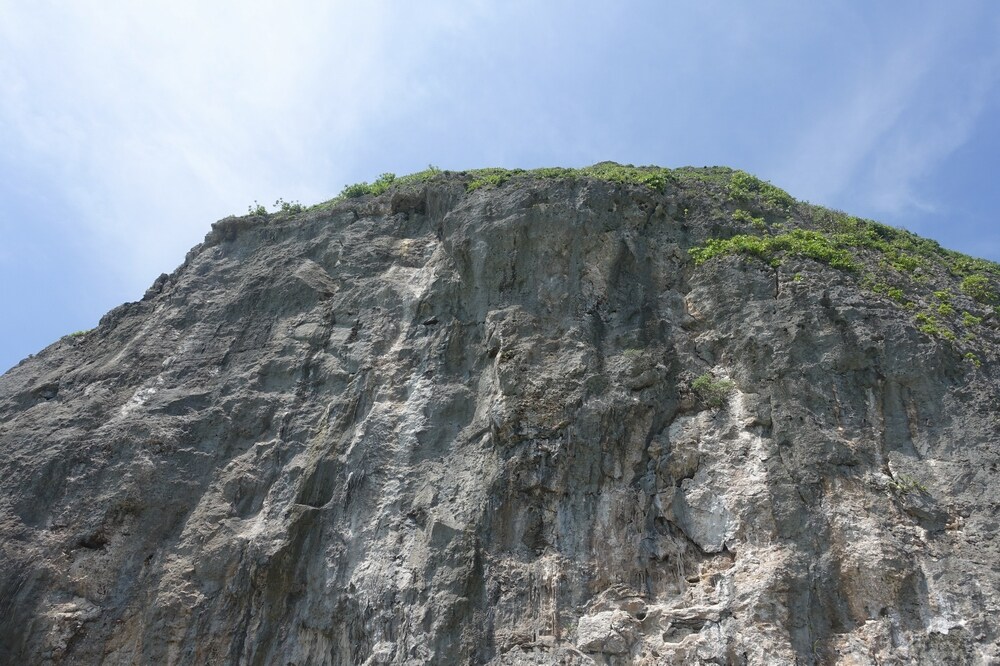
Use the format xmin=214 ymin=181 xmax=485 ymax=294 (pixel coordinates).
xmin=576 ymin=610 xmax=640 ymax=654
xmin=1 ymin=167 xmax=999 ymax=664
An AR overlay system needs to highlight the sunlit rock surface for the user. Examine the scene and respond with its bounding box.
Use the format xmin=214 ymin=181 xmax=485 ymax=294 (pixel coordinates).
xmin=2 ymin=169 xmax=998 ymax=664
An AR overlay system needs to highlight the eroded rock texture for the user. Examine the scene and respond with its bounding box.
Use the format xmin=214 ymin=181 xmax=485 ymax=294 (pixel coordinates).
xmin=1 ymin=172 xmax=998 ymax=664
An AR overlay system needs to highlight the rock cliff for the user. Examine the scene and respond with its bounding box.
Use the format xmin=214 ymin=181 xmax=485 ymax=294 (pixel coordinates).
xmin=2 ymin=165 xmax=999 ymax=664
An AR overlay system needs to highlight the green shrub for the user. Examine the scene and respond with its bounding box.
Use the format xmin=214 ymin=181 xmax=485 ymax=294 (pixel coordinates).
xmin=529 ymin=166 xmax=576 ymax=179
xmin=275 ymin=198 xmax=303 ymax=214
xmin=341 ymin=172 xmax=397 ymax=198
xmin=727 ymin=170 xmax=794 ymax=210
xmin=691 ymin=373 xmax=736 ymax=408
xmin=951 ymin=256 xmax=1000 ymax=277
xmin=962 ymin=312 xmax=982 ymax=327
xmin=960 ymin=274 xmax=996 ymax=303
xmin=247 ymin=201 xmax=268 ymax=216
xmin=340 ymin=182 xmax=371 ymax=198
xmin=689 ymin=229 xmax=858 ymax=271
xmin=732 ymin=209 xmax=766 ymax=229
xmin=915 ymin=312 xmax=955 ymax=341
xmin=889 ymin=474 xmax=927 ymax=495
xmin=578 ymin=163 xmax=673 ymax=192
xmin=467 ymin=170 xmax=515 ymax=192
xmin=965 ymin=352 xmax=982 ymax=368
xmin=465 ymin=163 xmax=676 ymax=193
xmin=869 ymin=281 xmax=889 ymax=294
xmin=890 ymin=254 xmax=921 ymax=272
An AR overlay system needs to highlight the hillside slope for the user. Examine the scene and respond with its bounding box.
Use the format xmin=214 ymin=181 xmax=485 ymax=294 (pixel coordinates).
xmin=1 ymin=165 xmax=999 ymax=664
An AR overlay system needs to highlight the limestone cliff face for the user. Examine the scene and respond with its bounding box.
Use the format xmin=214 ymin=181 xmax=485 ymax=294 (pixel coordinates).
xmin=2 ymin=168 xmax=999 ymax=665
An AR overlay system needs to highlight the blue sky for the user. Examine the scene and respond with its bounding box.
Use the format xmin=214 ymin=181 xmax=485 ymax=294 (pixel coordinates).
xmin=2 ymin=1 xmax=1000 ymax=372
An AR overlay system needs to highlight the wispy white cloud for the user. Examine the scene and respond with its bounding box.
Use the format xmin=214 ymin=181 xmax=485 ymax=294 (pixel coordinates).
xmin=776 ymin=49 xmax=928 ymax=205
xmin=864 ymin=45 xmax=1000 ymax=215
xmin=0 ymin=1 xmax=452 ymax=288
xmin=774 ymin=6 xmax=1000 ymax=216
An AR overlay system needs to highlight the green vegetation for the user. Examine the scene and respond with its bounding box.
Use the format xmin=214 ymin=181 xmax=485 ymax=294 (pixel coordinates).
xmin=466 ymin=168 xmax=515 ymax=192
xmin=868 ymin=281 xmax=890 ymax=295
xmin=275 ymin=198 xmax=303 ymax=214
xmin=339 ymin=166 xmax=446 ymax=198
xmin=408 ymin=164 xmax=443 ymax=179
xmin=466 ymin=163 xmax=677 ymax=193
xmin=577 ymin=163 xmax=673 ymax=191
xmin=960 ymin=274 xmax=997 ymax=303
xmin=732 ymin=209 xmax=766 ymax=229
xmin=302 ymin=162 xmax=734 ymax=213
xmin=965 ymin=352 xmax=983 ymax=368
xmin=689 ymin=199 xmax=1000 ymax=363
xmin=691 ymin=373 xmax=736 ymax=409
xmin=809 ymin=212 xmax=921 ymax=265
xmin=246 ymin=198 xmax=304 ymax=216
xmin=887 ymin=287 xmax=905 ymax=302
xmin=726 ymin=170 xmax=795 ymax=210
xmin=888 ymin=474 xmax=928 ymax=496
xmin=689 ymin=229 xmax=858 ymax=271
xmin=915 ymin=312 xmax=956 ymax=341
xmin=66 ymin=329 xmax=91 ymax=338
xmin=962 ymin=311 xmax=982 ymax=328
xmin=951 ymin=256 xmax=1000 ymax=277
xmin=321 ymin=163 xmax=773 ymax=214
xmin=341 ymin=172 xmax=398 ymax=198
xmin=687 ymin=206 xmax=974 ymax=278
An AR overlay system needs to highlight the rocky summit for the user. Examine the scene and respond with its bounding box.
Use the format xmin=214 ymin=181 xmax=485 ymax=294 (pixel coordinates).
xmin=3 ymin=164 xmax=1000 ymax=665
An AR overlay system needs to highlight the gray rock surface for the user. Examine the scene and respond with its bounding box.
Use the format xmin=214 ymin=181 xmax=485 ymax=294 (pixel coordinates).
xmin=1 ymin=168 xmax=999 ymax=664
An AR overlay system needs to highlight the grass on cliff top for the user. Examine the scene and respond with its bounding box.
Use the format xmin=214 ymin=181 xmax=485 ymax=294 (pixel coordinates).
xmin=334 ymin=163 xmax=688 ymax=198
xmin=332 ymin=162 xmax=769 ymax=200
xmin=462 ymin=163 xmax=776 ymax=198
xmin=464 ymin=163 xmax=679 ymax=193
xmin=337 ymin=166 xmax=446 ymax=199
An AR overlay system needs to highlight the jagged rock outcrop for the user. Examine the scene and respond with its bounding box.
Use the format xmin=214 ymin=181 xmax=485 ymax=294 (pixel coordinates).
xmin=2 ymin=166 xmax=999 ymax=664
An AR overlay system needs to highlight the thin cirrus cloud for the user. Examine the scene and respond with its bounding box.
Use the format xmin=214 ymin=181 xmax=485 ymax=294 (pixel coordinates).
xmin=1 ymin=2 xmax=394 ymax=272
xmin=863 ymin=48 xmax=1000 ymax=217
xmin=775 ymin=4 xmax=1000 ymax=223
xmin=0 ymin=0 xmax=498 ymax=371
xmin=1 ymin=2 xmax=493 ymax=259
xmin=0 ymin=1 xmax=411 ymax=371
